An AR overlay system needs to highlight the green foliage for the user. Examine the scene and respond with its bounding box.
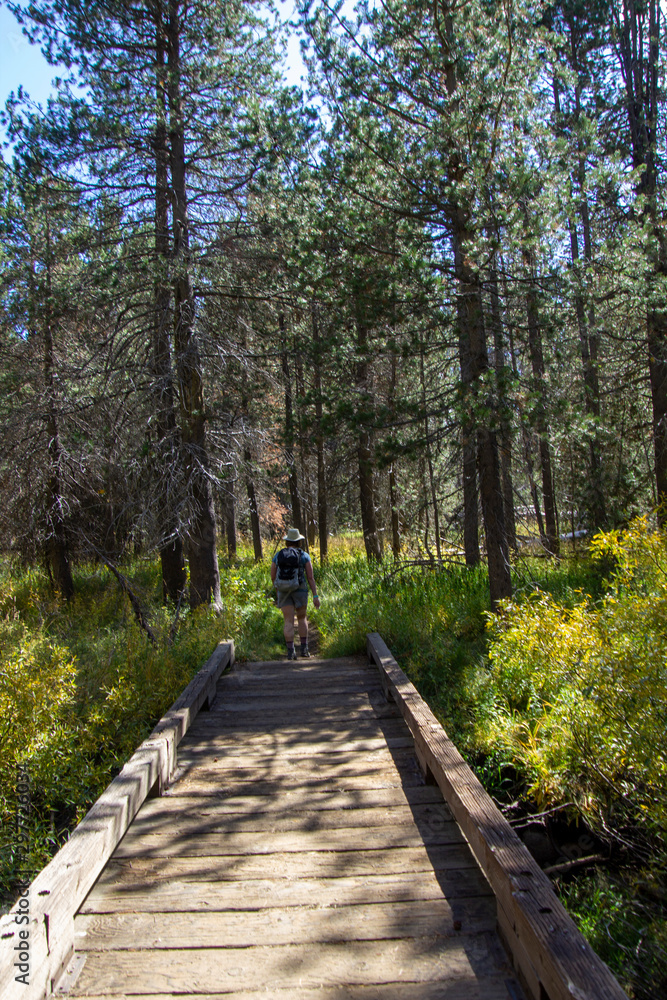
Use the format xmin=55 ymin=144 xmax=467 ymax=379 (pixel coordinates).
xmin=557 ymin=871 xmax=667 ymax=1000
xmin=482 ymin=516 xmax=667 ymax=852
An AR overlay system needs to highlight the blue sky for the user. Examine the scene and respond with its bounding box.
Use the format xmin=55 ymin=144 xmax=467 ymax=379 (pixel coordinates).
xmin=1 ymin=2 xmax=308 ymax=141
xmin=0 ymin=4 xmax=62 ymax=110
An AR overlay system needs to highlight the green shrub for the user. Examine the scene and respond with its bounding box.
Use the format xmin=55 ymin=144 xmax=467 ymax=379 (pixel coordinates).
xmin=481 ymin=516 xmax=667 ymax=849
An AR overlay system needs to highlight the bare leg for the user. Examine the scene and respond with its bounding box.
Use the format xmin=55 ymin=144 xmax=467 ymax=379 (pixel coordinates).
xmin=295 ymin=605 xmax=308 ymax=643
xmin=281 ymin=605 xmax=295 ymax=642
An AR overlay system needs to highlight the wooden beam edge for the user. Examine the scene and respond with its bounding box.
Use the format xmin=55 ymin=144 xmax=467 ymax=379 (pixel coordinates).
xmin=0 ymin=639 xmax=234 ymax=1000
xmin=366 ymin=632 xmax=628 ymax=1000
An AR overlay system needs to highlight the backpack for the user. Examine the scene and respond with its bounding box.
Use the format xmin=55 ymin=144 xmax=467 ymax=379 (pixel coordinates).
xmin=275 ymin=547 xmax=304 ymax=593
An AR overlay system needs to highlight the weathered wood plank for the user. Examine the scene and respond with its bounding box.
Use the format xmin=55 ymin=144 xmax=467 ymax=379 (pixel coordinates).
xmin=367 ymin=631 xmax=628 ymax=1000
xmin=112 ymin=822 xmax=473 ymax=857
xmin=125 ymin=801 xmax=455 ymax=835
xmin=74 ymin=897 xmax=497 ymax=950
xmin=156 ymin=785 xmax=444 ymax=811
xmin=93 ymin=845 xmax=489 ymax=884
xmin=167 ymin=767 xmax=430 ymax=794
xmin=178 ymin=734 xmax=415 ymax=754
xmin=80 ymin=870 xmax=491 ymax=913
xmin=70 ymin=935 xmax=511 ymax=995
xmin=69 ymin=983 xmax=519 ymax=1000
xmin=215 ymin=678 xmax=387 ymax=698
xmin=187 ymin=716 xmax=408 ymax=737
xmin=175 ymin=745 xmax=416 ymax=769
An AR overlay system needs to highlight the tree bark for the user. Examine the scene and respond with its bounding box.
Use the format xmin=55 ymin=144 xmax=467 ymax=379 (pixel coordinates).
xmin=456 ymin=285 xmax=481 ymax=566
xmin=280 ymin=314 xmax=304 ymax=536
xmin=617 ymin=0 xmax=667 ymax=521
xmin=553 ymin=69 xmax=605 ymax=529
xmin=388 ymin=349 xmax=401 ymax=557
xmin=154 ymin=6 xmax=186 ymax=603
xmin=311 ymin=301 xmax=328 ymax=562
xmin=355 ymin=315 xmax=382 ymax=562
xmin=167 ymin=0 xmax=221 ymax=609
xmin=244 ymin=446 xmax=262 ymax=562
xmin=453 ymin=226 xmax=510 ymax=604
xmin=224 ymin=485 xmax=237 ymax=559
xmin=420 ymin=343 xmax=442 ymax=561
xmin=43 ymin=195 xmax=74 ymax=601
xmin=489 ymin=255 xmax=516 ymax=551
xmin=523 ymin=242 xmax=559 ymax=556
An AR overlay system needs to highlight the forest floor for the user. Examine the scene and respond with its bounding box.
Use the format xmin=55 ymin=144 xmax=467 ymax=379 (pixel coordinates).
xmin=1 ymin=530 xmax=666 ymax=998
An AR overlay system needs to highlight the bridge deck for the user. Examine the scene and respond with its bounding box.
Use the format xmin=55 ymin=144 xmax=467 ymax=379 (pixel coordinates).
xmin=70 ymin=654 xmax=523 ymax=999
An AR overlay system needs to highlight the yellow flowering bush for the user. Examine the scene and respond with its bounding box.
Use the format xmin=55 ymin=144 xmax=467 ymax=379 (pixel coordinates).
xmin=484 ymin=516 xmax=667 ymax=841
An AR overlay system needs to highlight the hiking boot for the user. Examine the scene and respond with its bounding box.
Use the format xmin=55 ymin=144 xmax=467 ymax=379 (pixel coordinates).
xmin=300 ymin=646 xmax=311 ymax=658
xmin=287 ymin=648 xmax=297 ymax=660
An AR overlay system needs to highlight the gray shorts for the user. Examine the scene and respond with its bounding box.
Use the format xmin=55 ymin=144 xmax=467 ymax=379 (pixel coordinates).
xmin=276 ymin=588 xmax=308 ymax=610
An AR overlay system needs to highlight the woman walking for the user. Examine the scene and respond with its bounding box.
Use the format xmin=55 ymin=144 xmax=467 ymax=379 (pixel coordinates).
xmin=271 ymin=527 xmax=320 ymax=659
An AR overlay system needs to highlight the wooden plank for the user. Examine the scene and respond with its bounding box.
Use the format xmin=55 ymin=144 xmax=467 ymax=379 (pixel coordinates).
xmin=79 ymin=870 xmax=491 ymax=913
xmin=0 ymin=640 xmax=234 ymax=1000
xmin=367 ymin=631 xmax=628 ymax=1000
xmin=187 ymin=716 xmax=408 ymax=735
xmin=112 ymin=822 xmax=473 ymax=857
xmin=69 ymin=935 xmax=511 ymax=994
xmin=215 ymin=678 xmax=387 ymax=697
xmin=168 ymin=768 xmax=430 ymax=794
xmin=222 ymin=656 xmax=374 ymax=677
xmin=178 ymin=734 xmax=415 ymax=754
xmin=68 ymin=982 xmax=520 ymax=1000
xmin=175 ymin=745 xmax=417 ymax=769
xmin=93 ymin=844 xmax=489 ymax=884
xmin=74 ymin=897 xmax=497 ymax=949
xmin=125 ymin=801 xmax=455 ymax=835
xmin=155 ymin=786 xmax=445 ymax=811
xmin=207 ymin=691 xmax=386 ymax=710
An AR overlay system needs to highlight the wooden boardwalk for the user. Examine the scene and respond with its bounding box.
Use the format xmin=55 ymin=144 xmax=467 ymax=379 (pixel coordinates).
xmin=69 ymin=654 xmax=523 ymax=999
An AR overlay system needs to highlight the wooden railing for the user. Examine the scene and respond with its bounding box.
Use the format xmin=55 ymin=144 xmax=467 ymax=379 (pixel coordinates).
xmin=0 ymin=640 xmax=234 ymax=1000
xmin=366 ymin=632 xmax=628 ymax=1000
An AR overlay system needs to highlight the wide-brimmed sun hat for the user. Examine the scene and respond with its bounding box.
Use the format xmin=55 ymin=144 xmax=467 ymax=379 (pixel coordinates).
xmin=283 ymin=527 xmax=305 ymax=542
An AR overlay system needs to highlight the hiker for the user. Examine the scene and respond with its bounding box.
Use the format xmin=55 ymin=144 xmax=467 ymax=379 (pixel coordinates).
xmin=271 ymin=527 xmax=320 ymax=660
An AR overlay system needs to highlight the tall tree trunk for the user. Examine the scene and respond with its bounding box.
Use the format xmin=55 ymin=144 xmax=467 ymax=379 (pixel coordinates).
xmin=244 ymin=446 xmax=262 ymax=562
xmin=420 ymin=343 xmax=442 ymax=561
xmin=167 ymin=0 xmax=221 ymax=609
xmin=154 ymin=8 xmax=186 ymax=603
xmin=355 ymin=315 xmax=382 ymax=562
xmin=312 ymin=301 xmax=328 ymax=562
xmin=489 ymin=254 xmax=516 ymax=551
xmin=523 ymin=427 xmax=546 ymax=542
xmin=224 ymin=484 xmax=237 ymax=560
xmin=295 ymin=352 xmax=314 ymax=550
xmin=523 ymin=241 xmax=559 ymax=556
xmin=280 ymin=314 xmax=303 ymax=535
xmin=43 ymin=198 xmax=74 ymax=600
xmin=617 ymin=0 xmax=667 ymax=521
xmin=553 ymin=70 xmax=605 ymax=529
xmin=456 ymin=293 xmax=481 ymax=567
xmin=388 ymin=349 xmax=401 ymax=557
xmin=453 ymin=226 xmax=511 ymax=604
